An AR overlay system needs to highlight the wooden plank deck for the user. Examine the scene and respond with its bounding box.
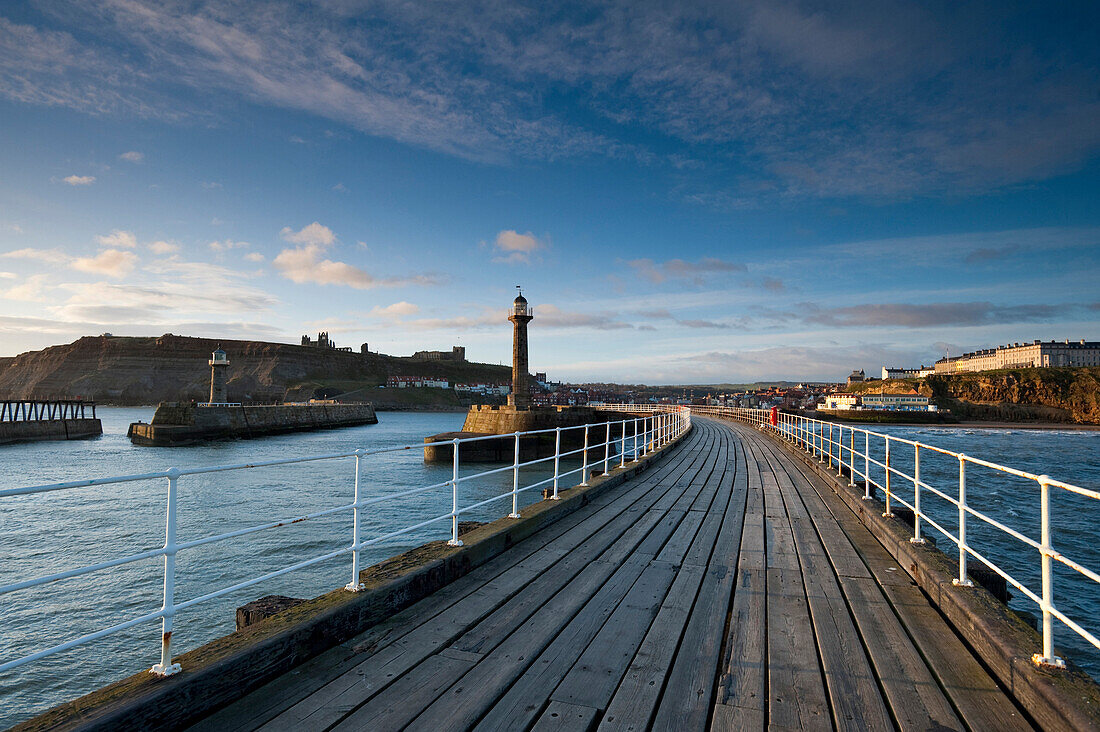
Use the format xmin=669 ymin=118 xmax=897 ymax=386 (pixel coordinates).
xmin=189 ymin=417 xmax=1035 ymax=731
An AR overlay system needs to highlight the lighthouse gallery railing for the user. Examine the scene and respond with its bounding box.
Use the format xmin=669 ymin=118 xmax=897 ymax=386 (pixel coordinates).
xmin=0 ymin=408 xmax=689 ymax=678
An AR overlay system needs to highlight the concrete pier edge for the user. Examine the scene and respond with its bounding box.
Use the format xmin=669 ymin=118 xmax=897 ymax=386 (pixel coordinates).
xmin=15 ymin=423 xmax=692 ymax=732
xmin=756 ymin=420 xmax=1100 ymax=730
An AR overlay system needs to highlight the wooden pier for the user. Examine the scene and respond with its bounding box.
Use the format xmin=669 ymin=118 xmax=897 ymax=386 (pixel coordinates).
xmin=183 ymin=416 xmax=1049 ymax=731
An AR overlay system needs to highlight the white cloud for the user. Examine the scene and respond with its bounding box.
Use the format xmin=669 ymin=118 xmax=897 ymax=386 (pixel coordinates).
xmin=119 ymin=151 xmax=143 ymax=162
xmin=536 ymin=303 xmax=632 ymax=330
xmin=95 ymin=229 xmax=138 ymax=249
xmin=70 ymin=249 xmax=137 ymax=278
xmin=1 ymin=247 xmax=68 ymax=264
xmin=491 ymin=230 xmax=546 ymax=264
xmin=209 ymin=239 xmax=250 ymax=252
xmin=273 ymin=244 xmax=376 ymax=288
xmin=627 ymin=257 xmax=747 ymax=285
xmin=62 ymin=175 xmax=95 ymax=186
xmin=368 ymin=301 xmax=419 ymax=319
xmin=244 ymin=252 xmax=265 ymax=262
xmin=274 ymin=221 xmax=403 ymax=288
xmin=2 ymin=274 xmax=51 ymax=301
xmin=280 ymin=222 xmax=337 ymax=247
xmin=149 ymin=240 xmax=179 ymax=254
xmin=0 ymin=271 xmax=16 ymax=279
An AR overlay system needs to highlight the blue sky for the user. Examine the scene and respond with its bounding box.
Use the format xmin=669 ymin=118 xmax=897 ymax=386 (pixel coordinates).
xmin=0 ymin=1 xmax=1098 ymax=382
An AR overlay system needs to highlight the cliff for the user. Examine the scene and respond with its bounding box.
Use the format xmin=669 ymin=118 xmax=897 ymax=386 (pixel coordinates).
xmin=0 ymin=334 xmax=512 ymax=406
xmin=848 ymin=367 xmax=1100 ymax=424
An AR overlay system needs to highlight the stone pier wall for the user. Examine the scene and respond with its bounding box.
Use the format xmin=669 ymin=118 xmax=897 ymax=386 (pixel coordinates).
xmin=129 ymin=403 xmax=377 ymax=446
xmin=0 ymin=418 xmax=102 ymax=445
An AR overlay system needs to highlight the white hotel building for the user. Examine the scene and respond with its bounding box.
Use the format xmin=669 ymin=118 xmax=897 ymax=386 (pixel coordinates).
xmin=934 ymin=339 xmax=1100 ymax=374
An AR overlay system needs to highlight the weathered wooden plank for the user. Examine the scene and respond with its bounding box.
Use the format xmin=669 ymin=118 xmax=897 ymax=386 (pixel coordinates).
xmin=328 ymin=652 xmax=476 ymax=731
xmin=767 ymin=448 xmax=893 ymax=730
xmin=758 ymin=443 xmax=964 ymax=730
xmin=185 ymin=643 xmax=363 ymax=732
xmin=631 ymin=509 xmax=687 ymax=558
xmin=254 ymin=435 xmax=708 ymax=731
xmin=547 ymin=561 xmax=680 ymax=710
xmin=653 ymin=506 xmax=707 ymax=565
xmin=597 ymin=562 xmax=708 ymax=732
xmin=736 ymin=420 xmax=1039 ymax=731
xmin=530 ymin=700 xmax=600 ymax=732
xmin=876 ymin=579 xmax=1034 ymax=731
xmin=678 ymin=438 xmax=734 ymax=569
xmin=452 ymin=516 xmax=658 ymax=655
xmin=478 ymin=560 xmax=679 ymax=730
xmin=195 ymin=481 xmax=625 ymax=732
xmin=763 ymin=511 xmax=800 ymax=572
xmin=715 ymin=511 xmax=765 ymax=713
xmin=649 ymin=450 xmax=746 ymax=731
xmin=784 ymin=448 xmax=1033 ymax=731
xmin=405 ymin=555 xmax=652 ymax=731
xmin=839 ymin=576 xmax=964 ymax=731
xmin=710 ymin=702 xmax=765 ymax=731
xmin=766 ymin=566 xmax=830 ymax=730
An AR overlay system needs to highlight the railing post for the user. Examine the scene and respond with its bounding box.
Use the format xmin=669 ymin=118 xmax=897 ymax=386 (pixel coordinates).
xmin=1033 ymin=476 xmax=1066 ymax=668
xmin=151 ymin=469 xmax=182 ymax=676
xmin=828 ymin=423 xmax=834 ymax=469
xmin=448 ymin=440 xmax=464 ymax=544
xmin=632 ymin=417 xmax=639 ymax=461
xmin=883 ymin=436 xmax=894 ymax=517
xmin=603 ymin=421 xmax=611 ymax=475
xmin=509 ymin=432 xmax=522 ymax=518
xmin=952 ymin=456 xmax=973 ymax=587
xmin=910 ymin=445 xmax=925 ymax=544
xmin=848 ymin=427 xmax=856 ymax=487
xmin=620 ymin=420 xmax=627 ymax=468
xmin=346 ymin=449 xmax=368 ymax=589
xmin=551 ymin=427 xmax=562 ymax=500
xmin=581 ymin=425 xmax=590 ymax=485
xmin=863 ymin=431 xmax=872 ymax=500
xmin=831 ymin=424 xmax=840 ymax=477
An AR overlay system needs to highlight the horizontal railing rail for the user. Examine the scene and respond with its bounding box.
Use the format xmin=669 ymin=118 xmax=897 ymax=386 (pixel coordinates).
xmin=0 ymin=407 xmax=689 ymax=679
xmin=693 ymin=404 xmax=1097 ymax=670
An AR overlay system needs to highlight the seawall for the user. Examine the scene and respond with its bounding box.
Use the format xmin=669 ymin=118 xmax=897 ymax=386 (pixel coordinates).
xmin=0 ymin=419 xmax=102 ymax=445
xmin=128 ymin=402 xmax=377 ymax=446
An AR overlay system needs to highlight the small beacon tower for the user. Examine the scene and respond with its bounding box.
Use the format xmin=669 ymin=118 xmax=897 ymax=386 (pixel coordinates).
xmin=209 ymin=347 xmax=229 ymax=404
xmin=508 ymin=290 xmax=534 ymax=410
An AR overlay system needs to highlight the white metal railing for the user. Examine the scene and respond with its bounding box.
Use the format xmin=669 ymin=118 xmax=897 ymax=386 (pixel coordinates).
xmin=694 ymin=404 xmax=1097 ymax=670
xmin=0 ymin=407 xmax=688 ymax=679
